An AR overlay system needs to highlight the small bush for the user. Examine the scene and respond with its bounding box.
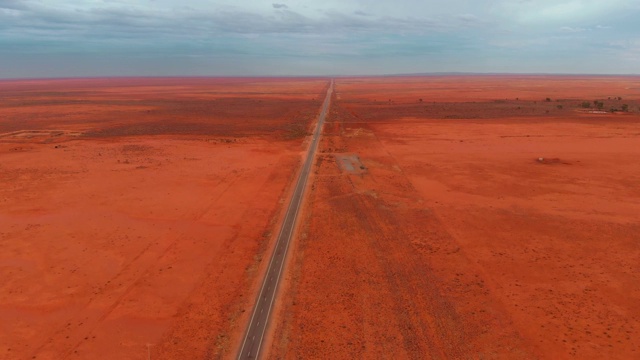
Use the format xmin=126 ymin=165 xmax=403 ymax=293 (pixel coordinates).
xmin=557 ymin=105 xmax=563 ymax=109
xmin=581 ymin=101 xmax=591 ymax=108
xmin=621 ymin=104 xmax=629 ymax=112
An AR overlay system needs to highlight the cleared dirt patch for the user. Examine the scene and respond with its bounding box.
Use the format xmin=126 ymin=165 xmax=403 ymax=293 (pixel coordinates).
xmin=335 ymin=154 xmax=366 ymax=174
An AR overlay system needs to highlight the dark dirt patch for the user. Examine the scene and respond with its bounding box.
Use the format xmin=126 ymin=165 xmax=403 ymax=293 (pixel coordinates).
xmin=340 ymin=99 xmax=640 ymax=122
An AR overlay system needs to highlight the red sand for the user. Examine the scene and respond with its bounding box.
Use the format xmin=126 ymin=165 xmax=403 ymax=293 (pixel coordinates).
xmin=3 ymin=76 xmax=639 ymax=359
xmin=0 ymin=78 xmax=329 ymax=359
xmin=270 ymin=76 xmax=640 ymax=359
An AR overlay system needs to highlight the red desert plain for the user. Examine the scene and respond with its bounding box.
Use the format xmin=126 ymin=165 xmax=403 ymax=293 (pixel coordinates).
xmin=1 ymin=76 xmax=639 ymax=360
xmin=0 ymin=77 xmax=328 ymax=359
xmin=270 ymin=76 xmax=640 ymax=359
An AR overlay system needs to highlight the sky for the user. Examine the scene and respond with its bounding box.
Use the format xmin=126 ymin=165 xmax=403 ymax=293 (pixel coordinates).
xmin=1 ymin=0 xmax=639 ymax=78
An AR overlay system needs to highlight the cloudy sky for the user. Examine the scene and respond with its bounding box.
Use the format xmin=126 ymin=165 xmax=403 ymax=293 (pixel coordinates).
xmin=1 ymin=0 xmax=639 ymax=77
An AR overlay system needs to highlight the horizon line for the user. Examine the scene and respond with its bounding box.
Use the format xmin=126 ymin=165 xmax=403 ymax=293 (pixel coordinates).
xmin=2 ymin=72 xmax=640 ymax=82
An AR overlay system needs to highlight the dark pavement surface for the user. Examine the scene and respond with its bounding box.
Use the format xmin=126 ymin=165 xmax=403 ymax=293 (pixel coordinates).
xmin=237 ymin=80 xmax=334 ymax=359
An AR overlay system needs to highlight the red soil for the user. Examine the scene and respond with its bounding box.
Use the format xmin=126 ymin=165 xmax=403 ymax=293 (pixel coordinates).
xmin=0 ymin=78 xmax=329 ymax=359
xmin=270 ymin=76 xmax=640 ymax=359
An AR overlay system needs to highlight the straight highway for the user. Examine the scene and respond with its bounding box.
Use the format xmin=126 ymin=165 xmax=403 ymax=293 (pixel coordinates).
xmin=237 ymin=80 xmax=334 ymax=359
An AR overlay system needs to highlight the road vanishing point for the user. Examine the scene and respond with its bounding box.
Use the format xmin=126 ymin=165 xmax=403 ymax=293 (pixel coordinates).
xmin=237 ymin=80 xmax=334 ymax=359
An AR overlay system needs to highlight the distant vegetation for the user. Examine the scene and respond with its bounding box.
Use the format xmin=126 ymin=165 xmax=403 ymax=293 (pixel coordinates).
xmin=576 ymin=98 xmax=633 ymax=113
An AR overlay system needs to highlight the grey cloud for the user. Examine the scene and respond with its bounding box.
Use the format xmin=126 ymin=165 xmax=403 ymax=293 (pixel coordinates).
xmin=0 ymin=2 xmax=454 ymax=43
xmin=457 ymin=14 xmax=479 ymax=23
xmin=353 ymin=11 xmax=370 ymax=17
xmin=2 ymin=0 xmax=639 ymax=77
xmin=0 ymin=0 xmax=27 ymax=10
xmin=559 ymin=26 xmax=586 ymax=33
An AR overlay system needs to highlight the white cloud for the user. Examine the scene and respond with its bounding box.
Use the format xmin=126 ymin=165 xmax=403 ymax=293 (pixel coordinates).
xmin=559 ymin=26 xmax=586 ymax=33
xmin=494 ymin=0 xmax=633 ymax=23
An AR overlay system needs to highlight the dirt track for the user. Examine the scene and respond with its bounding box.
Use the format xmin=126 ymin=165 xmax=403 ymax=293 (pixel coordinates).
xmin=270 ymin=76 xmax=640 ymax=359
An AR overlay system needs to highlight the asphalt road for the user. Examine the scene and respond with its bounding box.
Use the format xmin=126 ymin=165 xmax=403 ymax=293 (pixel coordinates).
xmin=237 ymin=80 xmax=334 ymax=359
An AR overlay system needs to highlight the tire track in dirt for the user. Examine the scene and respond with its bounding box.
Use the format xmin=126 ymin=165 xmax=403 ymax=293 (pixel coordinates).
xmin=31 ymin=229 xmax=205 ymax=359
xmin=152 ymin=153 xmax=301 ymax=359
xmin=351 ymin=123 xmax=534 ymax=358
xmin=29 ymin=169 xmax=247 ymax=359
xmin=349 ymin=190 xmax=463 ymax=358
xmin=271 ymin=94 xmax=536 ymax=358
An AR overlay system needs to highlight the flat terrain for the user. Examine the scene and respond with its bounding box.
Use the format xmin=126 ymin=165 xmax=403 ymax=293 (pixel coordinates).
xmin=271 ymin=76 xmax=640 ymax=359
xmin=0 ymin=77 xmax=329 ymax=359
xmin=238 ymin=81 xmax=333 ymax=359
